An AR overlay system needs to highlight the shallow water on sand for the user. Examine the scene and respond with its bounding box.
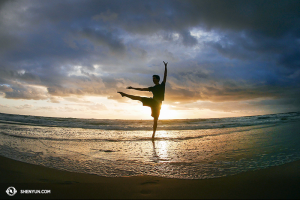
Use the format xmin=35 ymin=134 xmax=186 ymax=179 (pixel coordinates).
xmin=0 ymin=112 xmax=300 ymax=179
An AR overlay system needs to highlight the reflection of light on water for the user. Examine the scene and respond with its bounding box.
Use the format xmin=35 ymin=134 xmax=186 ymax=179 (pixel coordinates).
xmin=153 ymin=131 xmax=170 ymax=162
xmin=156 ymin=130 xmax=168 ymax=139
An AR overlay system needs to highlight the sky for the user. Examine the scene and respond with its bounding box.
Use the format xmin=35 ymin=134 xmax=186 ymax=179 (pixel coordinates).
xmin=0 ymin=0 xmax=300 ymax=120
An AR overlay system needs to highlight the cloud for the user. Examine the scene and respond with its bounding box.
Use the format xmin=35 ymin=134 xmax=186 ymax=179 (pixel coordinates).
xmin=0 ymin=68 xmax=41 ymax=85
xmin=0 ymin=0 xmax=300 ymax=117
xmin=35 ymin=106 xmax=56 ymax=111
xmin=1 ymin=83 xmax=48 ymax=100
xmin=77 ymin=27 xmax=126 ymax=53
xmin=83 ymin=103 xmax=107 ymax=111
xmin=0 ymin=103 xmax=9 ymax=108
xmin=0 ymin=84 xmax=13 ymax=93
xmin=179 ymin=30 xmax=198 ymax=47
xmin=14 ymin=104 xmax=33 ymax=110
xmin=92 ymin=10 xmax=118 ymax=22
xmin=46 ymin=71 xmax=126 ymax=98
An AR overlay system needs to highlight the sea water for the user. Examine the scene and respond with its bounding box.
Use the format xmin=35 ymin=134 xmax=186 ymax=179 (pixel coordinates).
xmin=0 ymin=112 xmax=300 ymax=179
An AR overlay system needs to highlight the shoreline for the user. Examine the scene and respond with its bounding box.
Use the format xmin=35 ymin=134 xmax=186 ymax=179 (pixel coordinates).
xmin=1 ymin=155 xmax=300 ymax=199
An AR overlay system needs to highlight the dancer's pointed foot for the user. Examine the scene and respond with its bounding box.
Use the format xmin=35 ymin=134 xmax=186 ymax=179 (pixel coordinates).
xmin=117 ymin=92 xmax=125 ymax=97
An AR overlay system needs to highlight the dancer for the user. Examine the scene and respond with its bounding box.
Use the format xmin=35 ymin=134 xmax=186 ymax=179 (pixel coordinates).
xmin=118 ymin=61 xmax=168 ymax=140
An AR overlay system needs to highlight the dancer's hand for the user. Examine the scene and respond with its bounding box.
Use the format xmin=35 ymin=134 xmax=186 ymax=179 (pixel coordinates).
xmin=163 ymin=61 xmax=168 ymax=67
xmin=127 ymin=86 xmax=133 ymax=89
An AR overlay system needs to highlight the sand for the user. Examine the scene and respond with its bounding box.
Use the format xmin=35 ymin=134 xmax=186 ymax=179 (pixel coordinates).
xmin=0 ymin=155 xmax=299 ymax=199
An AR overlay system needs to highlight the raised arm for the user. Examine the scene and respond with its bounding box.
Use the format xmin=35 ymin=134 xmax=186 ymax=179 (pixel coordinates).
xmin=163 ymin=61 xmax=168 ymax=84
xmin=127 ymin=86 xmax=149 ymax=91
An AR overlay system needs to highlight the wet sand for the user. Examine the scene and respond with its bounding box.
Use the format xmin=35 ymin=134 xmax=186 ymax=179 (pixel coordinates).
xmin=0 ymin=155 xmax=299 ymax=199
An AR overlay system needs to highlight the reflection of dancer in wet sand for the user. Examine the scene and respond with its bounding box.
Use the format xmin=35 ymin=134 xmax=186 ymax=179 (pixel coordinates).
xmin=118 ymin=61 xmax=168 ymax=140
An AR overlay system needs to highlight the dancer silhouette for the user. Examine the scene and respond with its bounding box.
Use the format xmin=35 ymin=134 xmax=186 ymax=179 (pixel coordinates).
xmin=118 ymin=61 xmax=168 ymax=140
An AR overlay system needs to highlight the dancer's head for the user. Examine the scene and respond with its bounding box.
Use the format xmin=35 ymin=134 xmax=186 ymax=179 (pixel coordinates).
xmin=153 ymin=75 xmax=160 ymax=84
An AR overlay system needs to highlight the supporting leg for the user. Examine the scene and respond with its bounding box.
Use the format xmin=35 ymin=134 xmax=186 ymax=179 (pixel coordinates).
xmin=152 ymin=117 xmax=158 ymax=140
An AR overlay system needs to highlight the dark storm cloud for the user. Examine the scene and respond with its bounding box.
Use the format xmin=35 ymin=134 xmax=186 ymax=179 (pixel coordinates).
xmin=0 ymin=68 xmax=41 ymax=84
xmin=2 ymin=84 xmax=48 ymax=100
xmin=0 ymin=0 xmax=300 ymax=114
xmin=178 ymin=0 xmax=300 ymax=38
xmin=77 ymin=27 xmax=126 ymax=53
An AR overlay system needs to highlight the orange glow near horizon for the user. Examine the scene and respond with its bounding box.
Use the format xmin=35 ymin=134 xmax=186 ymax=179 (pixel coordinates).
xmin=159 ymin=104 xmax=180 ymax=119
xmin=0 ymin=95 xmax=268 ymax=120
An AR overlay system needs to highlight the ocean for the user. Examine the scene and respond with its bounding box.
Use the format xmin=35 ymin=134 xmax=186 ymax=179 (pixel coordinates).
xmin=0 ymin=112 xmax=300 ymax=179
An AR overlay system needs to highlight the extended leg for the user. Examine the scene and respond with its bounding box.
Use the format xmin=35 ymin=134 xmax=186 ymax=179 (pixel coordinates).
xmin=118 ymin=92 xmax=142 ymax=101
xmin=152 ymin=117 xmax=158 ymax=140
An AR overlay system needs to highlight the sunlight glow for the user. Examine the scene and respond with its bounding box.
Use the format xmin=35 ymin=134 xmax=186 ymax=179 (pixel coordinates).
xmin=159 ymin=104 xmax=180 ymax=119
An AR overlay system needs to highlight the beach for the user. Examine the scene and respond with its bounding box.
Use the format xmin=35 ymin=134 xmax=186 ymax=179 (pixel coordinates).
xmin=1 ymin=155 xmax=299 ymax=199
xmin=1 ymin=112 xmax=300 ymax=199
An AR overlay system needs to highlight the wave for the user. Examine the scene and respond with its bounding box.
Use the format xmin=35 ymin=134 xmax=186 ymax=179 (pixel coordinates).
xmin=0 ymin=130 xmax=213 ymax=142
xmin=0 ymin=124 xmax=277 ymax=142
xmin=0 ymin=111 xmax=299 ymax=131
